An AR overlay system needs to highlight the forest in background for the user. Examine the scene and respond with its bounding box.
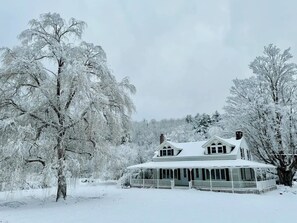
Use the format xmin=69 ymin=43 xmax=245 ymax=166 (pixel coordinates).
xmin=104 ymin=111 xmax=224 ymax=180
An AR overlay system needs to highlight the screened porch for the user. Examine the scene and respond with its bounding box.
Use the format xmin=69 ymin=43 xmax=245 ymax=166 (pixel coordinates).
xmin=127 ymin=160 xmax=277 ymax=193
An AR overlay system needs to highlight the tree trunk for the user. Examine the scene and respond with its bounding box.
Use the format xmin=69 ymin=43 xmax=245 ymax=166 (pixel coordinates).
xmin=56 ymin=139 xmax=67 ymax=201
xmin=277 ymin=167 xmax=294 ymax=186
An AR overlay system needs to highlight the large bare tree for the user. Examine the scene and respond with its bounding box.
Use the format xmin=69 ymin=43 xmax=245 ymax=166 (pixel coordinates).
xmin=225 ymin=44 xmax=297 ymax=186
xmin=0 ymin=13 xmax=135 ymax=200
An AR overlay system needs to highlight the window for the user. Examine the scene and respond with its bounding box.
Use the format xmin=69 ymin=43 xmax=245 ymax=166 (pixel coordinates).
xmin=218 ymin=147 xmax=223 ymax=153
xmin=221 ymin=169 xmax=226 ymax=180
xmin=208 ymin=142 xmax=228 ymax=154
xmin=240 ymin=148 xmax=245 ymax=159
xmin=215 ymin=169 xmax=220 ymax=179
xmin=223 ymin=146 xmax=226 ymax=153
xmin=241 ymin=168 xmax=254 ymax=181
xmin=195 ymin=169 xmax=199 ymax=178
xmin=184 ymin=169 xmax=187 ymax=178
xmin=206 ymin=169 xmax=210 ymax=180
xmin=211 ymin=147 xmax=216 ymax=153
xmin=161 ymin=169 xmax=174 ymax=179
xmin=211 ymin=169 xmax=227 ymax=181
xmin=202 ymin=169 xmax=210 ymax=180
xmin=247 ymin=150 xmax=251 ymax=160
xmin=160 ymin=146 xmax=174 ymax=157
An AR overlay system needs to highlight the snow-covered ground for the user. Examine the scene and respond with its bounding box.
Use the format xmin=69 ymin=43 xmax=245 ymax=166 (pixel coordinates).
xmin=1 ymin=181 xmax=296 ymax=223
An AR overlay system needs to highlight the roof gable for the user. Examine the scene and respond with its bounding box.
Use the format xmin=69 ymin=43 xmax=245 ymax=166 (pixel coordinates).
xmin=157 ymin=141 xmax=179 ymax=150
xmin=202 ymin=136 xmax=237 ymax=148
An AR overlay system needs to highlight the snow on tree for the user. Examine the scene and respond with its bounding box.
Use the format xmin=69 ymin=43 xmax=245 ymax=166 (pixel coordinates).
xmin=224 ymin=44 xmax=297 ymax=186
xmin=0 ymin=13 xmax=135 ymax=200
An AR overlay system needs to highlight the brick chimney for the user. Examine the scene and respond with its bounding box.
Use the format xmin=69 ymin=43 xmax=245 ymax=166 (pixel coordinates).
xmin=160 ymin=134 xmax=165 ymax=144
xmin=235 ymin=131 xmax=243 ymax=140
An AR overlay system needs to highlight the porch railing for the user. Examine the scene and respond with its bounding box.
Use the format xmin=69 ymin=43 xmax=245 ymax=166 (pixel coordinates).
xmin=256 ymin=179 xmax=276 ymax=191
xmin=130 ymin=179 xmax=171 ymax=188
xmin=130 ymin=178 xmax=276 ymax=192
xmin=192 ymin=180 xmax=257 ymax=190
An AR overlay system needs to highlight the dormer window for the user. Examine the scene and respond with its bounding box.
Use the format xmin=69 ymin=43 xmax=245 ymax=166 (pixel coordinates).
xmin=207 ymin=142 xmax=227 ymax=154
xmin=160 ymin=146 xmax=174 ymax=157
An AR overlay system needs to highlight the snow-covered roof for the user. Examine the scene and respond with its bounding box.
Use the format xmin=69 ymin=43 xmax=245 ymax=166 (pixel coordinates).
xmin=127 ymin=160 xmax=275 ymax=169
xmin=155 ymin=137 xmax=241 ymax=158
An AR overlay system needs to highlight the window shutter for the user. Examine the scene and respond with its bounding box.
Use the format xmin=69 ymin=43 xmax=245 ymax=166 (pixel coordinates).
xmin=177 ymin=169 xmax=181 ymax=180
xmin=207 ymin=147 xmax=210 ymax=154
xmin=223 ymin=146 xmax=226 ymax=153
xmin=160 ymin=151 xmax=163 ymax=157
xmin=160 ymin=169 xmax=162 ymax=179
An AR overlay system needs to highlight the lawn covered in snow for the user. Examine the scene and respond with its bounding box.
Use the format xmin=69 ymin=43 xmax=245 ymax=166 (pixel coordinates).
xmin=0 ymin=181 xmax=296 ymax=223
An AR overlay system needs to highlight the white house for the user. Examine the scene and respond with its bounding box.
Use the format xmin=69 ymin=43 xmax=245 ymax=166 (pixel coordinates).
xmin=127 ymin=131 xmax=276 ymax=193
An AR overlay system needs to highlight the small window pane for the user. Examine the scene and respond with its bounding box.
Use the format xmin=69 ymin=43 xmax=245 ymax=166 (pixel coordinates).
xmin=218 ymin=147 xmax=223 ymax=153
xmin=212 ymin=147 xmax=216 ymax=153
xmin=167 ymin=150 xmax=172 ymax=156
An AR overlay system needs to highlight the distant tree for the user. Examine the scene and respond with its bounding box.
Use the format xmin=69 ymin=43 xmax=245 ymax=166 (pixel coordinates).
xmin=193 ymin=113 xmax=212 ymax=135
xmin=0 ymin=13 xmax=135 ymax=200
xmin=211 ymin=111 xmax=221 ymax=123
xmin=185 ymin=115 xmax=193 ymax=123
xmin=224 ymin=44 xmax=297 ymax=186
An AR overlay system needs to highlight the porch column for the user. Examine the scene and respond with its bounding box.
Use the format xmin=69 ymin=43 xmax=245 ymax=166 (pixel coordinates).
xmin=142 ymin=169 xmax=145 ymax=188
xmin=209 ymin=169 xmax=212 ymax=191
xmin=129 ymin=170 xmax=132 ymax=186
xmin=171 ymin=169 xmax=175 ymax=189
xmin=230 ymin=168 xmax=234 ymax=193
xmin=189 ymin=168 xmax=193 ymax=189
xmin=259 ymin=168 xmax=263 ymax=191
xmin=254 ymin=168 xmax=258 ymax=192
xmin=157 ymin=168 xmax=160 ymax=189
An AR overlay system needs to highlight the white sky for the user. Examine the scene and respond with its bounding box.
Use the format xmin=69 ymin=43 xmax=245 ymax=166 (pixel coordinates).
xmin=1 ymin=0 xmax=297 ymax=121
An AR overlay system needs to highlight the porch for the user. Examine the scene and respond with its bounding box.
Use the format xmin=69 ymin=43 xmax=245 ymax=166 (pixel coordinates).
xmin=127 ymin=160 xmax=277 ymax=193
xmin=129 ymin=178 xmax=276 ymax=193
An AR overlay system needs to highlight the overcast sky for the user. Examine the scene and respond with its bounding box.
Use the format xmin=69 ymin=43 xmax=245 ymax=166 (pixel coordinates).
xmin=1 ymin=0 xmax=297 ymax=121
